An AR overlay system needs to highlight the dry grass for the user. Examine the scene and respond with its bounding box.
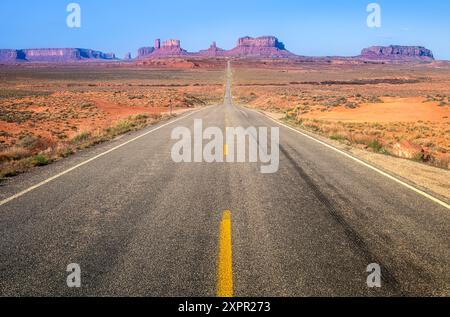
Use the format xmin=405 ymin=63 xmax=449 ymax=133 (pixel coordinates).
xmin=233 ymin=62 xmax=450 ymax=169
xmin=0 ymin=65 xmax=224 ymax=179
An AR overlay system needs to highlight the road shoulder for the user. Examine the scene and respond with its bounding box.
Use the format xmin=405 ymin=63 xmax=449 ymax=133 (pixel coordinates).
xmin=252 ymin=108 xmax=450 ymax=203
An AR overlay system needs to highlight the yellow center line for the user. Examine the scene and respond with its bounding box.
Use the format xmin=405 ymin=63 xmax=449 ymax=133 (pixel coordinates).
xmin=224 ymin=110 xmax=230 ymax=159
xmin=217 ymin=210 xmax=233 ymax=297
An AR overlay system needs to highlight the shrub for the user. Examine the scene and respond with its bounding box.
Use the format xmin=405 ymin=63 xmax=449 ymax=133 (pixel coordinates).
xmin=80 ymin=102 xmax=94 ymax=109
xmin=131 ymin=114 xmax=149 ymax=121
xmin=19 ymin=135 xmax=42 ymax=150
xmin=108 ymin=120 xmax=134 ymax=136
xmin=71 ymin=131 xmax=91 ymax=144
xmin=58 ymin=147 xmax=74 ymax=158
xmin=330 ymin=134 xmax=347 ymax=142
xmin=0 ymin=147 xmax=31 ymax=162
xmin=367 ymin=139 xmax=389 ymax=154
xmin=31 ymin=154 xmax=49 ymax=166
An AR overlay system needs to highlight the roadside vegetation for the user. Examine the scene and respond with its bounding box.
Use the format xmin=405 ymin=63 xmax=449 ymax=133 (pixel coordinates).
xmin=0 ymin=66 xmax=224 ymax=180
xmin=283 ymin=113 xmax=450 ymax=170
xmin=233 ymin=64 xmax=450 ymax=170
xmin=0 ymin=113 xmax=172 ymax=179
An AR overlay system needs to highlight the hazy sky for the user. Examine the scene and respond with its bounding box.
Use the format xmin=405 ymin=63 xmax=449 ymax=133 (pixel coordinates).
xmin=1 ymin=0 xmax=449 ymax=59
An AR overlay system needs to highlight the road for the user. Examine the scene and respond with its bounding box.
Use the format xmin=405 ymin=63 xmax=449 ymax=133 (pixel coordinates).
xmin=0 ymin=61 xmax=449 ymax=297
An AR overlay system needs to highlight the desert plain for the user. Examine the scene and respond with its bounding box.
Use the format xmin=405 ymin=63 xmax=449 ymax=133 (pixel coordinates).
xmin=0 ymin=58 xmax=449 ymax=182
xmin=232 ymin=60 xmax=450 ymax=169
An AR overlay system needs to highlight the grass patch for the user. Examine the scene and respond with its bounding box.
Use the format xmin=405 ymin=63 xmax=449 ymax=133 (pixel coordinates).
xmin=330 ymin=134 xmax=347 ymax=142
xmin=367 ymin=139 xmax=388 ymax=154
xmin=71 ymin=131 xmax=91 ymax=144
xmin=30 ymin=154 xmax=50 ymax=167
xmin=107 ymin=120 xmax=135 ymax=136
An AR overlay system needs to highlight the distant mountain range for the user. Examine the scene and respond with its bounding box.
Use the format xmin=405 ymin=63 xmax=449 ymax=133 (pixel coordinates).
xmin=0 ymin=48 xmax=116 ymax=63
xmin=0 ymin=36 xmax=436 ymax=63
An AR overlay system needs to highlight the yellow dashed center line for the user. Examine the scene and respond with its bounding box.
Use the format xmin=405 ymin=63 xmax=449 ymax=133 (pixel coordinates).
xmin=217 ymin=210 xmax=233 ymax=297
xmin=224 ymin=110 xmax=230 ymax=159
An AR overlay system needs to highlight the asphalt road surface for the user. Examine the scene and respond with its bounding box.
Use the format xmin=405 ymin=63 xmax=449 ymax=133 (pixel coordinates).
xmin=0 ymin=62 xmax=449 ymax=297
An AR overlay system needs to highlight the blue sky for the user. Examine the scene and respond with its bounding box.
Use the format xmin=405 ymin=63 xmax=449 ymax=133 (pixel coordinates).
xmin=0 ymin=0 xmax=449 ymax=59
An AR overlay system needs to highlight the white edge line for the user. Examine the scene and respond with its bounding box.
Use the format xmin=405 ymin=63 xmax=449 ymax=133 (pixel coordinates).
xmin=0 ymin=108 xmax=206 ymax=207
xmin=239 ymin=109 xmax=248 ymax=118
xmin=254 ymin=109 xmax=450 ymax=211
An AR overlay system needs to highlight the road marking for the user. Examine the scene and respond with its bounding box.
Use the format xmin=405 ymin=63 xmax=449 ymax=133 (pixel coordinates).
xmin=217 ymin=210 xmax=233 ymax=297
xmin=257 ymin=110 xmax=450 ymax=211
xmin=224 ymin=144 xmax=229 ymax=157
xmin=239 ymin=109 xmax=248 ymax=118
xmin=0 ymin=108 xmax=208 ymax=207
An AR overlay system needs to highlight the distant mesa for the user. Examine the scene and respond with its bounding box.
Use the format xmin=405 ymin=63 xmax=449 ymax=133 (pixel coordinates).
xmin=138 ymin=39 xmax=188 ymax=59
xmin=360 ymin=45 xmax=435 ymax=61
xmin=0 ymin=39 xmax=438 ymax=64
xmin=138 ymin=36 xmax=294 ymax=59
xmin=0 ymin=48 xmax=116 ymax=63
xmin=0 ymin=49 xmax=23 ymax=61
xmin=226 ymin=36 xmax=294 ymax=58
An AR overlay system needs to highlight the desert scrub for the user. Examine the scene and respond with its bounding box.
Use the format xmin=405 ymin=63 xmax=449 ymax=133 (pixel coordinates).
xmin=18 ymin=134 xmax=52 ymax=151
xmin=330 ymin=134 xmax=348 ymax=142
xmin=345 ymin=102 xmax=358 ymax=109
xmin=367 ymin=140 xmax=389 ymax=154
xmin=80 ymin=102 xmax=95 ymax=109
xmin=71 ymin=131 xmax=91 ymax=144
xmin=107 ymin=120 xmax=134 ymax=136
xmin=30 ymin=154 xmax=50 ymax=167
xmin=0 ymin=147 xmax=32 ymax=163
xmin=1 ymin=112 xmax=171 ymax=180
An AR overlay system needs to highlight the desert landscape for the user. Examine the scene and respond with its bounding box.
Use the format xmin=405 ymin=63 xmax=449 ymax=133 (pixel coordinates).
xmin=1 ymin=36 xmax=448 ymax=180
xmin=232 ymin=61 xmax=450 ymax=170
xmin=2 ymin=0 xmax=450 ymax=301
xmin=0 ymin=64 xmax=225 ymax=178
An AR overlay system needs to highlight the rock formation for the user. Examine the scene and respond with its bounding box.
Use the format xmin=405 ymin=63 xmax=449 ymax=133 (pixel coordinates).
xmin=137 ymin=47 xmax=155 ymax=58
xmin=137 ymin=39 xmax=188 ymax=59
xmin=197 ymin=42 xmax=227 ymax=57
xmin=237 ymin=36 xmax=285 ymax=50
xmin=225 ymin=36 xmax=294 ymax=58
xmin=0 ymin=48 xmax=116 ymax=63
xmin=1 ymin=38 xmax=438 ymax=64
xmin=138 ymin=36 xmax=294 ymax=59
xmin=360 ymin=45 xmax=434 ymax=61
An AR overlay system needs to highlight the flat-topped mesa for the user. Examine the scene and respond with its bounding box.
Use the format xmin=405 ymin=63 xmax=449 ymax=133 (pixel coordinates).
xmin=0 ymin=48 xmax=116 ymax=63
xmin=360 ymin=45 xmax=434 ymax=61
xmin=161 ymin=39 xmax=180 ymax=49
xmin=226 ymin=36 xmax=294 ymax=58
xmin=0 ymin=49 xmax=23 ymax=61
xmin=237 ymin=36 xmax=285 ymax=49
xmin=138 ymin=39 xmax=188 ymax=59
